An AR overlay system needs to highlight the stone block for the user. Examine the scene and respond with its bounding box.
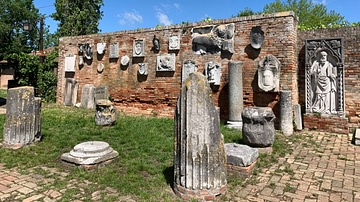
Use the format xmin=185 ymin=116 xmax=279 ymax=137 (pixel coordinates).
xmin=81 ymin=84 xmax=96 ymax=109
xmin=225 ymin=143 xmax=258 ymax=167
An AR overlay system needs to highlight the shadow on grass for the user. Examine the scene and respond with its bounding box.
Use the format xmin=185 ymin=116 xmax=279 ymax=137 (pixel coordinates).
xmin=163 ymin=166 xmax=174 ymax=187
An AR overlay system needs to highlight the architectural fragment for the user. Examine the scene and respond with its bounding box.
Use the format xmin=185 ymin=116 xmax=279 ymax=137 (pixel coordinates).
xmin=174 ymin=72 xmax=227 ymax=201
xmin=205 ymin=61 xmax=221 ymax=85
xmin=181 ymin=60 xmax=197 ymax=83
xmin=157 ymin=54 xmax=175 ymax=71
xmin=258 ymin=54 xmax=280 ymax=92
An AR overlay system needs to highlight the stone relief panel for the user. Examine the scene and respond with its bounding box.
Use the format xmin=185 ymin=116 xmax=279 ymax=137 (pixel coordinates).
xmin=133 ymin=39 xmax=145 ymax=57
xmin=156 ymin=54 xmax=176 ymax=72
xmin=250 ymin=26 xmax=264 ymax=49
xmin=65 ymin=55 xmax=76 ymax=72
xmin=138 ymin=63 xmax=148 ymax=75
xmin=169 ymin=35 xmax=180 ymax=50
xmin=152 ymin=35 xmax=160 ymax=51
xmin=205 ymin=61 xmax=221 ymax=86
xmin=97 ymin=42 xmax=106 ymax=55
xmin=305 ymin=38 xmax=344 ymax=116
xmin=109 ymin=43 xmax=119 ymax=58
xmin=191 ymin=23 xmax=234 ymax=54
xmin=78 ymin=43 xmax=93 ymax=60
xmin=258 ymin=54 xmax=280 ymax=92
xmin=181 ymin=60 xmax=198 ymax=83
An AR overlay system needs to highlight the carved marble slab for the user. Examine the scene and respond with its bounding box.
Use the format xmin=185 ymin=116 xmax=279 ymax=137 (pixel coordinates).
xmin=97 ymin=42 xmax=106 ymax=55
xmin=109 ymin=43 xmax=119 ymax=58
xmin=258 ymin=54 xmax=280 ymax=92
xmin=169 ymin=35 xmax=180 ymax=50
xmin=182 ymin=60 xmax=198 ymax=82
xmin=138 ymin=63 xmax=148 ymax=75
xmin=133 ymin=39 xmax=145 ymax=57
xmin=156 ymin=54 xmax=175 ymax=71
xmin=205 ymin=61 xmax=221 ymax=85
xmin=305 ymin=38 xmax=344 ymax=116
xmin=65 ymin=56 xmax=76 ymax=72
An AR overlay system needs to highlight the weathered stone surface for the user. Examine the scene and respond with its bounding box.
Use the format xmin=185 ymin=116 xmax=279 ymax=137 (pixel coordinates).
xmin=61 ymin=141 xmax=118 ymax=165
xmin=242 ymin=107 xmax=275 ymax=147
xmin=3 ymin=86 xmax=41 ymax=149
xmin=81 ymin=84 xmax=96 ymax=109
xmin=64 ymin=78 xmax=78 ymax=106
xmin=94 ymin=86 xmax=109 ymax=101
xmin=225 ymin=143 xmax=258 ymax=167
xmin=293 ymin=103 xmax=303 ymax=131
xmin=174 ymin=72 xmax=227 ymax=200
xmin=95 ymin=99 xmax=117 ymax=126
xmin=258 ymin=54 xmax=280 ymax=92
xmin=227 ymin=61 xmax=243 ymax=129
xmin=280 ymin=90 xmax=293 ymax=136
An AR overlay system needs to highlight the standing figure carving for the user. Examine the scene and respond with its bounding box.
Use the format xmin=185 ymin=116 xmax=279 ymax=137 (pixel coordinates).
xmin=310 ymin=50 xmax=337 ymax=114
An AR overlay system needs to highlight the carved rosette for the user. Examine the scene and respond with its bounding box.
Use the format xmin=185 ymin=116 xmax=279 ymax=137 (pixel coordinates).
xmin=305 ymin=38 xmax=344 ymax=116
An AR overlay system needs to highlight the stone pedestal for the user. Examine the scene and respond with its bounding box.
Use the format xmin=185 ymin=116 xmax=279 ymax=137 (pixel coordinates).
xmin=61 ymin=141 xmax=118 ymax=169
xmin=280 ymin=90 xmax=293 ymax=136
xmin=81 ymin=84 xmax=96 ymax=109
xmin=3 ymin=86 xmax=41 ymax=149
xmin=95 ymin=99 xmax=117 ymax=126
xmin=242 ymin=107 xmax=275 ymax=147
xmin=174 ymin=72 xmax=227 ymax=201
xmin=227 ymin=61 xmax=243 ymax=130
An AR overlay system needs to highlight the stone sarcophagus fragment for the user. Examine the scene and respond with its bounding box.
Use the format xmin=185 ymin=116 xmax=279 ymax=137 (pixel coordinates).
xmin=3 ymin=86 xmax=41 ymax=149
xmin=174 ymin=72 xmax=227 ymax=201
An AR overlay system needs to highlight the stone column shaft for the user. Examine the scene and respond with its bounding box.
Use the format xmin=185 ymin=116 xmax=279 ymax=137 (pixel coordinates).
xmin=280 ymin=90 xmax=293 ymax=136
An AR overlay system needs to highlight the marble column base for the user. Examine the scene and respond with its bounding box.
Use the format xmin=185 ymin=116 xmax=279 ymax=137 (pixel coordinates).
xmin=226 ymin=121 xmax=242 ymax=130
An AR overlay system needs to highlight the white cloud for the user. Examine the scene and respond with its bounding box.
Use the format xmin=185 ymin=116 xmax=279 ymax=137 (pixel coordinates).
xmin=156 ymin=11 xmax=172 ymax=26
xmin=173 ymin=3 xmax=180 ymax=10
xmin=314 ymin=0 xmax=327 ymax=5
xmin=117 ymin=10 xmax=143 ymax=25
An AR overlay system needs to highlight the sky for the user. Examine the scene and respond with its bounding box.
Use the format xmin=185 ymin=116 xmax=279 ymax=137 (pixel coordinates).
xmin=34 ymin=0 xmax=360 ymax=34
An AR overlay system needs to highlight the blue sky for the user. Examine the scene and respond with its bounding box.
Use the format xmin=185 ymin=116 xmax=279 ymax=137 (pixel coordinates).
xmin=34 ymin=0 xmax=359 ymax=34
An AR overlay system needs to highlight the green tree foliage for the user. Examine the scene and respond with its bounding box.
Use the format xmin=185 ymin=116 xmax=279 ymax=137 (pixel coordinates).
xmin=0 ymin=0 xmax=40 ymax=60
xmin=235 ymin=0 xmax=359 ymax=30
xmin=262 ymin=0 xmax=344 ymax=30
xmin=7 ymin=50 xmax=58 ymax=102
xmin=235 ymin=7 xmax=260 ymax=17
xmin=51 ymin=0 xmax=104 ymax=37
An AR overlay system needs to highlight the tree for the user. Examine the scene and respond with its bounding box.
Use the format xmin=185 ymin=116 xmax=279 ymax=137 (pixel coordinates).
xmin=51 ymin=0 xmax=104 ymax=37
xmin=262 ymin=0 xmax=344 ymax=29
xmin=235 ymin=7 xmax=260 ymax=17
xmin=0 ymin=0 xmax=41 ymax=60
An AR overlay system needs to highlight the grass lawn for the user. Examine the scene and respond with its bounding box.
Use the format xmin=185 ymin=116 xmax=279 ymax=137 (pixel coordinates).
xmin=0 ymin=103 xmax=291 ymax=201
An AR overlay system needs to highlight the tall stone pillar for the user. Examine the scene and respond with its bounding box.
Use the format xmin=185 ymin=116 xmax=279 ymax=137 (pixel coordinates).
xmin=174 ymin=72 xmax=227 ymax=201
xmin=3 ymin=86 xmax=41 ymax=149
xmin=227 ymin=61 xmax=243 ymax=130
xmin=280 ymin=90 xmax=293 ymax=136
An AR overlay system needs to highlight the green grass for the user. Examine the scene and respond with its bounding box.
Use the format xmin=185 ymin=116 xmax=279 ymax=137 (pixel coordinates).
xmin=0 ymin=104 xmax=296 ymax=201
xmin=0 ymin=88 xmax=7 ymax=98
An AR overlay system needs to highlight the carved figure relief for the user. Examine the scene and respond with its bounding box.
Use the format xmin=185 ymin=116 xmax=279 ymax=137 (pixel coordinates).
xmin=181 ymin=60 xmax=198 ymax=82
xmin=138 ymin=63 xmax=148 ymax=75
xmin=205 ymin=61 xmax=221 ymax=85
xmin=258 ymin=54 xmax=281 ymax=92
xmin=120 ymin=55 xmax=130 ymax=66
xmin=79 ymin=43 xmax=93 ymax=60
xmin=109 ymin=43 xmax=119 ymax=58
xmin=305 ymin=38 xmax=344 ymax=116
xmin=97 ymin=42 xmax=106 ymax=55
xmin=133 ymin=39 xmax=145 ymax=57
xmin=157 ymin=54 xmax=175 ymax=71
xmin=250 ymin=26 xmax=264 ymax=49
xmin=169 ymin=35 xmax=180 ymax=50
xmin=191 ymin=23 xmax=234 ymax=54
xmin=152 ymin=35 xmax=160 ymax=51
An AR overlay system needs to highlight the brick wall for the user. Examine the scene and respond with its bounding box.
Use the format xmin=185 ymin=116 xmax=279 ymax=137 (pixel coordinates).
xmin=298 ymin=26 xmax=360 ymax=133
xmin=57 ymin=12 xmax=298 ymax=123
